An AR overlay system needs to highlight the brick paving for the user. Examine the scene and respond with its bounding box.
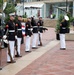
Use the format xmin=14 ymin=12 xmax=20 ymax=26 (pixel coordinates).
xmin=16 ymin=41 xmax=74 ymax=75
xmin=0 ymin=27 xmax=55 ymax=68
xmin=1 ymin=27 xmax=74 ymax=75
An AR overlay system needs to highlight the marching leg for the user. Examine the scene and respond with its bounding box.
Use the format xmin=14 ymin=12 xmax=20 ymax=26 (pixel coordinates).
xmin=38 ymin=33 xmax=42 ymax=46
xmin=16 ymin=38 xmax=22 ymax=57
xmin=25 ymin=36 xmax=31 ymax=52
xmin=60 ymin=34 xmax=66 ymax=50
xmin=7 ymin=41 xmax=16 ymax=63
xmin=38 ymin=33 xmax=40 ymax=45
xmin=32 ymin=33 xmax=38 ymax=49
xmin=17 ymin=38 xmax=21 ymax=55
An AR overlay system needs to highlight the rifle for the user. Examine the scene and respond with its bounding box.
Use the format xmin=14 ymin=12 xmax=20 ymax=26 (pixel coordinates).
xmin=38 ymin=32 xmax=42 ymax=46
xmin=15 ymin=38 xmax=19 ymax=56
xmin=42 ymin=27 xmax=48 ymax=32
xmin=0 ymin=44 xmax=2 ymax=70
xmin=15 ymin=22 xmax=19 ymax=56
xmin=38 ymin=27 xmax=48 ymax=46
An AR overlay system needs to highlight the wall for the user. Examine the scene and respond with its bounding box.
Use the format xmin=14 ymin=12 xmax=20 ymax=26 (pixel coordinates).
xmin=36 ymin=18 xmax=57 ymax=28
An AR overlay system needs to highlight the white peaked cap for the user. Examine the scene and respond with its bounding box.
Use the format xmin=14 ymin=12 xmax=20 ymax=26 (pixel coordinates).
xmin=64 ymin=15 xmax=69 ymax=21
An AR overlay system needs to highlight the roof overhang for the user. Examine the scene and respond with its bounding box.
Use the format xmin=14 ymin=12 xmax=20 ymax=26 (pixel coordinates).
xmin=16 ymin=2 xmax=44 ymax=9
xmin=24 ymin=3 xmax=44 ymax=9
xmin=43 ymin=0 xmax=73 ymax=3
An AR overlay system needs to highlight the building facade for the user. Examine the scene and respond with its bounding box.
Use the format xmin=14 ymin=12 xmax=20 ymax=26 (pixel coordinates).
xmin=16 ymin=0 xmax=74 ymax=19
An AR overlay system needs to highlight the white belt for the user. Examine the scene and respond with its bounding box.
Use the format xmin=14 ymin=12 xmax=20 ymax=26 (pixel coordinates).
xmin=9 ymin=30 xmax=15 ymax=32
xmin=28 ymin=28 xmax=33 ymax=31
xmin=39 ymin=26 xmax=43 ymax=28
xmin=62 ymin=27 xmax=66 ymax=29
xmin=40 ymin=26 xmax=43 ymax=27
xmin=33 ymin=26 xmax=38 ymax=28
xmin=18 ymin=29 xmax=22 ymax=30
xmin=28 ymin=29 xmax=31 ymax=30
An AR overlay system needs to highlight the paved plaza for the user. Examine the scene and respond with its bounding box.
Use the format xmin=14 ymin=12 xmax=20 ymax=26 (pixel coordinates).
xmin=0 ymin=28 xmax=74 ymax=75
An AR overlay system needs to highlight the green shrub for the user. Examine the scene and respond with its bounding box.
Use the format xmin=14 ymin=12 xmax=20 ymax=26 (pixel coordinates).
xmin=55 ymin=15 xmax=64 ymax=33
xmin=53 ymin=14 xmax=56 ymax=18
xmin=55 ymin=14 xmax=71 ymax=33
xmin=69 ymin=17 xmax=74 ymax=22
xmin=4 ymin=15 xmax=10 ymax=23
xmin=23 ymin=12 xmax=27 ymax=18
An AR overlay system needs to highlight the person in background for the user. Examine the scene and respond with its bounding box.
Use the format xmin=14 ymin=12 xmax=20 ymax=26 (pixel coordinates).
xmin=37 ymin=17 xmax=44 ymax=46
xmin=59 ymin=15 xmax=69 ymax=50
xmin=25 ymin=18 xmax=32 ymax=52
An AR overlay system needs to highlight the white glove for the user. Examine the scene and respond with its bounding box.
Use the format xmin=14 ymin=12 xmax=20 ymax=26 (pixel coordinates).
xmin=27 ymin=35 xmax=29 ymax=37
xmin=15 ymin=36 xmax=17 ymax=39
xmin=3 ymin=35 xmax=7 ymax=39
xmin=31 ymin=28 xmax=33 ymax=31
xmin=38 ymin=31 xmax=40 ymax=34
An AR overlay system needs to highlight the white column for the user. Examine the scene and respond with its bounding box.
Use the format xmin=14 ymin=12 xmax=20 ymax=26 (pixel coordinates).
xmin=67 ymin=5 xmax=69 ymax=12
xmin=40 ymin=9 xmax=42 ymax=17
xmin=44 ymin=4 xmax=46 ymax=18
xmin=56 ymin=8 xmax=58 ymax=19
xmin=73 ymin=1 xmax=74 ymax=17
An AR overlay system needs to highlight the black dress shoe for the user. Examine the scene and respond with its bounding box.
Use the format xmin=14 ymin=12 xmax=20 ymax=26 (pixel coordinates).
xmin=18 ymin=55 xmax=22 ymax=57
xmin=38 ymin=44 xmax=42 ymax=46
xmin=0 ymin=67 xmax=2 ymax=70
xmin=32 ymin=47 xmax=38 ymax=49
xmin=7 ymin=60 xmax=16 ymax=63
xmin=25 ymin=51 xmax=31 ymax=52
xmin=15 ymin=55 xmax=22 ymax=57
xmin=60 ymin=48 xmax=66 ymax=50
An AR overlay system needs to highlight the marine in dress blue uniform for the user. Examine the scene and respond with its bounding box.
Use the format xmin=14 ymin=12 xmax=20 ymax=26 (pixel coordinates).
xmin=5 ymin=15 xmax=16 ymax=63
xmin=60 ymin=15 xmax=69 ymax=50
xmin=31 ymin=17 xmax=38 ymax=49
xmin=37 ymin=17 xmax=44 ymax=46
xmin=25 ymin=18 xmax=32 ymax=52
xmin=15 ymin=16 xmax=22 ymax=57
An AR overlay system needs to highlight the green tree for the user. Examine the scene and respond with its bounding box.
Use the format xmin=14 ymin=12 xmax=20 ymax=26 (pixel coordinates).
xmin=0 ymin=0 xmax=16 ymax=23
xmin=4 ymin=1 xmax=16 ymax=22
xmin=4 ymin=3 xmax=15 ymax=15
xmin=0 ymin=0 xmax=15 ymax=15
xmin=0 ymin=0 xmax=3 ymax=11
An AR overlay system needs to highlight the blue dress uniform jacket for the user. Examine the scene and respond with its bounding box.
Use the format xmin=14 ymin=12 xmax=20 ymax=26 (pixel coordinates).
xmin=25 ymin=21 xmax=32 ymax=37
xmin=37 ymin=20 xmax=43 ymax=33
xmin=6 ymin=20 xmax=15 ymax=41
xmin=15 ymin=20 xmax=22 ymax=38
xmin=31 ymin=20 xmax=38 ymax=33
xmin=60 ymin=20 xmax=68 ymax=34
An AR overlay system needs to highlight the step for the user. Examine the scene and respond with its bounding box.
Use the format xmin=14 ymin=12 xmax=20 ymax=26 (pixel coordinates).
xmin=66 ymin=31 xmax=74 ymax=41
